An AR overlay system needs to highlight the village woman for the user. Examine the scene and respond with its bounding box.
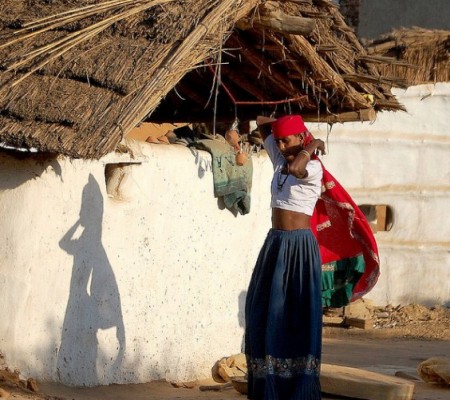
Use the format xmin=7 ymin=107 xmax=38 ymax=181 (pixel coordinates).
xmin=245 ymin=114 xmax=325 ymax=400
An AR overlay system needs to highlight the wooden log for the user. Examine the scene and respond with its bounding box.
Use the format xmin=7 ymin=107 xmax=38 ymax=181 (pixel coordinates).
xmin=237 ymin=3 xmax=315 ymax=35
xmin=237 ymin=16 xmax=315 ymax=36
xmin=321 ymin=364 xmax=415 ymax=400
xmin=317 ymin=45 xmax=339 ymax=52
xmin=301 ymin=108 xmax=376 ymax=123
xmin=343 ymin=317 xmax=374 ymax=330
xmin=201 ymin=364 xmax=414 ymax=399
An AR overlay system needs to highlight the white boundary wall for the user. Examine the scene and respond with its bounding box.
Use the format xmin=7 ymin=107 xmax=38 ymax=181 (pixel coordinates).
xmin=0 ymin=83 xmax=448 ymax=386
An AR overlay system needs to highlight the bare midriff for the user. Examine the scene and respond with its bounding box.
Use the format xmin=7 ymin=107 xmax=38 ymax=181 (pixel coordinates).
xmin=271 ymin=208 xmax=311 ymax=231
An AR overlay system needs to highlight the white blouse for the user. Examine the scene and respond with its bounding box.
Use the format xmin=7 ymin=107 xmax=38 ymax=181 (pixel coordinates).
xmin=264 ymin=135 xmax=323 ymax=216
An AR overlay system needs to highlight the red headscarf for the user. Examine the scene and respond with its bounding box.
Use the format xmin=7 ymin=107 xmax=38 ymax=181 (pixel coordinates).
xmin=272 ymin=115 xmax=307 ymax=139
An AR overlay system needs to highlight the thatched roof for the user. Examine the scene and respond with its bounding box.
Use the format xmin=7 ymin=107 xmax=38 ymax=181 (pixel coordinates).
xmin=0 ymin=0 xmax=404 ymax=159
xmin=366 ymin=28 xmax=450 ymax=86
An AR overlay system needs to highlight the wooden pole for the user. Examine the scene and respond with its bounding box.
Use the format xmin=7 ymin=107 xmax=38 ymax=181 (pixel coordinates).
xmin=301 ymin=108 xmax=377 ymax=123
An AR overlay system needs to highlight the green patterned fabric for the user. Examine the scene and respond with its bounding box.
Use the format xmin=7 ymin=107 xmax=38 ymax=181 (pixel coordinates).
xmin=321 ymin=254 xmax=365 ymax=308
xmin=193 ymin=139 xmax=253 ymax=215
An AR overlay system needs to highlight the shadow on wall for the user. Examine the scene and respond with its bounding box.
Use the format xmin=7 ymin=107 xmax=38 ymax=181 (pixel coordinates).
xmin=238 ymin=291 xmax=247 ymax=353
xmin=57 ymin=174 xmax=125 ymax=386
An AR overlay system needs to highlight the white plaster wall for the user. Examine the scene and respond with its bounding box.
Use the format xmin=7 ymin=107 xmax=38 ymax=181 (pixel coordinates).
xmin=309 ymin=82 xmax=450 ymax=307
xmin=0 ymin=145 xmax=273 ymax=386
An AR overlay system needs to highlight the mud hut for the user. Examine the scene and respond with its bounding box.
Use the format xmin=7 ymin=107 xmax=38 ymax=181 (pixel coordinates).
xmin=0 ymin=0 xmax=404 ymax=159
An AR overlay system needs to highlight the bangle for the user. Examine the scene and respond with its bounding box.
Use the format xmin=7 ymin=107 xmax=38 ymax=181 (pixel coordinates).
xmin=300 ymin=149 xmax=310 ymax=159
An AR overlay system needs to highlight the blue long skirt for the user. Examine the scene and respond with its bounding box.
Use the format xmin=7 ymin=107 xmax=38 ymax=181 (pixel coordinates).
xmin=245 ymin=228 xmax=322 ymax=400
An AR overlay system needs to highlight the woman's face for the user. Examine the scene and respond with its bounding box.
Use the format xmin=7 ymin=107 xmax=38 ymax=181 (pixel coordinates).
xmin=275 ymin=134 xmax=304 ymax=162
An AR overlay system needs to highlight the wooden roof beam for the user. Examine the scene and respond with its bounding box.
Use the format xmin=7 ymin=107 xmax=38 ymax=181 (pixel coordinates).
xmin=237 ymin=2 xmax=315 ymax=36
xmin=225 ymin=35 xmax=296 ymax=96
xmin=301 ymin=108 xmax=376 ymax=123
xmin=222 ymin=68 xmax=267 ymax=101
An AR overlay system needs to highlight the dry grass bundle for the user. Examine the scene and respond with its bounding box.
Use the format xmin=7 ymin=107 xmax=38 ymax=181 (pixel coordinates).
xmin=0 ymin=0 xmax=178 ymax=90
xmin=367 ymin=28 xmax=450 ymax=85
xmin=0 ymin=0 xmax=260 ymax=158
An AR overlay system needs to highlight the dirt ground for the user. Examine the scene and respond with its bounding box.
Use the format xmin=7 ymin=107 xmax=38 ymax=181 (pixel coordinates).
xmin=1 ymin=303 xmax=449 ymax=400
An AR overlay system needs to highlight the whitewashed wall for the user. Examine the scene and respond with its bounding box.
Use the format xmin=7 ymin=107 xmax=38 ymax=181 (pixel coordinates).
xmin=0 ymin=144 xmax=273 ymax=386
xmin=310 ymin=82 xmax=450 ymax=307
xmin=0 ymin=83 xmax=449 ymax=387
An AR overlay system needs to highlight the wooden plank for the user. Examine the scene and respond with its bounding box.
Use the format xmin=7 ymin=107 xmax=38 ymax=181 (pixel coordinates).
xmin=344 ymin=317 xmax=374 ymax=330
xmin=376 ymin=204 xmax=388 ymax=231
xmin=321 ymin=364 xmax=415 ymax=400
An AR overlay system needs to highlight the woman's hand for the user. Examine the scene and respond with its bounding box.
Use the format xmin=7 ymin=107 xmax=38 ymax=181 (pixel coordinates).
xmin=305 ymin=138 xmax=326 ymax=156
xmin=286 ymin=138 xmax=326 ymax=178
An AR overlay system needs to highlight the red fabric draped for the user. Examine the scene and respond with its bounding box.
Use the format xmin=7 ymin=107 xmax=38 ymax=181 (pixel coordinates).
xmin=311 ymin=160 xmax=380 ymax=301
xmin=297 ymin=130 xmax=380 ymax=301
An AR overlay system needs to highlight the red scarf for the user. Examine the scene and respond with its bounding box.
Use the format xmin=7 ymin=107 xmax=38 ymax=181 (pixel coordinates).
xmin=302 ymin=132 xmax=380 ymax=301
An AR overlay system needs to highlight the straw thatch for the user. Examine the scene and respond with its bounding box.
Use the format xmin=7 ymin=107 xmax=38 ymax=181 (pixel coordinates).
xmin=366 ymin=28 xmax=450 ymax=86
xmin=0 ymin=0 xmax=404 ymax=159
